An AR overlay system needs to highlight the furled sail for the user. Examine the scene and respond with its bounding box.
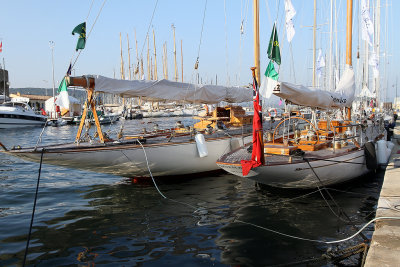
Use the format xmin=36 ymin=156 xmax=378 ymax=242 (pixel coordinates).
xmin=92 ymin=76 xmax=252 ymax=104
xmin=273 ymin=66 xmax=355 ymax=109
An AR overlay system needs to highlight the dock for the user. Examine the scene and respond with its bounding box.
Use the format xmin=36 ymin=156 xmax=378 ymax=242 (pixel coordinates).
xmin=364 ymin=124 xmax=400 ymax=266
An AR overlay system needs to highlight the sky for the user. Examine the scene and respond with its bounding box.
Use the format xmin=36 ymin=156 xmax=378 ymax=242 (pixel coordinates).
xmin=0 ymin=0 xmax=398 ymax=103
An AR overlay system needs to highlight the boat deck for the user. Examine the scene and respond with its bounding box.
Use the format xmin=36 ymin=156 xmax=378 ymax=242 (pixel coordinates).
xmin=10 ymin=126 xmax=252 ymax=153
xmin=218 ymin=143 xmax=360 ymax=165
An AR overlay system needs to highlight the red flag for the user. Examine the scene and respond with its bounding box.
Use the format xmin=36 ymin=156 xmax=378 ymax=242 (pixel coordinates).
xmin=0 ymin=42 xmax=2 ymax=53
xmin=241 ymin=70 xmax=265 ymax=176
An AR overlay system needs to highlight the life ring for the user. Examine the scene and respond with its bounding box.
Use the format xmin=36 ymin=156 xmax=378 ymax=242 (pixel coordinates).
xmin=268 ymin=108 xmax=277 ymax=117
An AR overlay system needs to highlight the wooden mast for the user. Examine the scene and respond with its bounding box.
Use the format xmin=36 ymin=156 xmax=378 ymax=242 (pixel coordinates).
xmin=147 ymin=35 xmax=150 ymax=80
xmin=253 ymin=0 xmax=260 ymax=83
xmin=172 ymin=24 xmax=178 ymax=81
xmin=181 ymin=39 xmax=183 ymax=82
xmin=163 ymin=42 xmax=168 ymax=79
xmin=153 ymin=29 xmax=158 ymax=80
xmin=119 ymin=33 xmax=125 ymax=80
xmin=134 ymin=28 xmax=139 ymax=80
xmin=127 ymin=33 xmax=132 ymax=80
xmin=345 ymin=0 xmax=353 ymax=120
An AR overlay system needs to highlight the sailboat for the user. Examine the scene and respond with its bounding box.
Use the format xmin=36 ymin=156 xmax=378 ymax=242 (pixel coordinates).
xmin=216 ymin=0 xmax=384 ymax=189
xmin=1 ymin=75 xmax=253 ymax=177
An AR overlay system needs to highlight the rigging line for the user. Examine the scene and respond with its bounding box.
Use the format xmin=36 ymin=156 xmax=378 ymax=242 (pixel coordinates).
xmin=86 ymin=0 xmax=96 ymax=21
xmin=71 ymin=0 xmax=107 ymax=70
xmin=34 ymin=121 xmax=48 ymax=150
xmin=235 ymin=216 xmax=400 ymax=244
xmin=223 ymin=0 xmax=230 ymax=86
xmin=304 ymin=158 xmax=351 ymax=223
xmin=264 ymin=0 xmax=273 ymax=27
xmin=120 ymin=141 xmax=201 ymax=212
xmin=22 ymin=148 xmax=45 ymax=267
xmin=196 ymin=0 xmax=208 ymax=64
xmin=304 ymin=158 xmax=369 ymax=241
xmin=139 ymin=0 xmax=159 ymax=59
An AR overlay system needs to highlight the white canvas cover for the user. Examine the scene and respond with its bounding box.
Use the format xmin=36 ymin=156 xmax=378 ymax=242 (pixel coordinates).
xmin=274 ymin=66 xmax=355 ymax=109
xmin=93 ymin=76 xmax=252 ymax=104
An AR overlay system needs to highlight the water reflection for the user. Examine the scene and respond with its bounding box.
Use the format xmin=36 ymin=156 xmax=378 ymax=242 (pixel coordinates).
xmin=0 ymin=118 xmax=384 ymax=266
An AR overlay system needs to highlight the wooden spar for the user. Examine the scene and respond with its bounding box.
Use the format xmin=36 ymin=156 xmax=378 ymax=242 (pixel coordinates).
xmin=147 ymin=35 xmax=150 ymax=80
xmin=345 ymin=0 xmax=353 ymax=120
xmin=162 ymin=43 xmax=166 ymax=79
xmin=66 ymin=76 xmax=106 ymax=144
xmin=120 ymin=33 xmax=125 ymax=80
xmin=127 ymin=33 xmax=132 ymax=80
xmin=253 ymin=0 xmax=260 ymax=83
xmin=153 ymin=29 xmax=158 ymax=80
xmin=134 ymin=28 xmax=139 ymax=79
xmin=346 ymin=0 xmax=353 ymax=66
xmin=172 ymin=24 xmax=178 ymax=81
xmin=164 ymin=42 xmax=168 ymax=79
xmin=181 ymin=39 xmax=183 ymax=82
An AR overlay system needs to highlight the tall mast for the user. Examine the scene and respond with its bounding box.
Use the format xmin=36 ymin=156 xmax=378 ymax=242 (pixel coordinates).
xmin=152 ymin=29 xmax=158 ymax=80
xmin=147 ymin=35 xmax=150 ymax=80
xmin=346 ymin=0 xmax=353 ymax=66
xmin=253 ymin=0 xmax=260 ymax=82
xmin=181 ymin=39 xmax=183 ymax=82
xmin=134 ymin=29 xmax=139 ymax=80
xmin=329 ymin=0 xmax=333 ymax=90
xmin=312 ymin=0 xmax=317 ymax=87
xmin=375 ymin=0 xmax=381 ymax=106
xmin=120 ymin=33 xmax=125 ymax=79
xmin=172 ymin=24 xmax=178 ymax=81
xmin=345 ymin=0 xmax=353 ymax=120
xmin=127 ymin=34 xmax=132 ymax=80
xmin=164 ymin=42 xmax=168 ymax=80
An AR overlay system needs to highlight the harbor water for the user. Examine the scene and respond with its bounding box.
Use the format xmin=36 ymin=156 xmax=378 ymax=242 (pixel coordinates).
xmin=0 ymin=117 xmax=384 ymax=266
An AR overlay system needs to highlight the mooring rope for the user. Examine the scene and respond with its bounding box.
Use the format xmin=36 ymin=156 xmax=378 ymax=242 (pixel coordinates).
xmin=22 ymin=148 xmax=45 ymax=267
xmin=304 ymin=158 xmax=369 ymax=241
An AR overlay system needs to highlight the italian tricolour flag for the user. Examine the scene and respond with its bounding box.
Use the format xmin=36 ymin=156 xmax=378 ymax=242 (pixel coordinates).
xmin=259 ymin=61 xmax=279 ymax=99
xmin=55 ymin=78 xmax=70 ymax=115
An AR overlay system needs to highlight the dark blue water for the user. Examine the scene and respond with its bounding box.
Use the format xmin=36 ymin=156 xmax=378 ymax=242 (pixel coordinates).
xmin=0 ymin=118 xmax=383 ymax=266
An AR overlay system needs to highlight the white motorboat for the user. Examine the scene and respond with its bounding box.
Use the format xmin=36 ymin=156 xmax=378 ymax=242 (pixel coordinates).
xmin=0 ymin=100 xmax=47 ymax=129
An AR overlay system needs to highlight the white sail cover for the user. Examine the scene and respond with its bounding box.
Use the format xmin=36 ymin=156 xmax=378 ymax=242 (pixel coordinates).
xmin=93 ymin=76 xmax=252 ymax=104
xmin=274 ymin=66 xmax=355 ymax=109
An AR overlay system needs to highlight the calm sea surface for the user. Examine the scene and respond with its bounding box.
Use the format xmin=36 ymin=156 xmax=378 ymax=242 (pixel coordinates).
xmin=0 ymin=117 xmax=383 ymax=266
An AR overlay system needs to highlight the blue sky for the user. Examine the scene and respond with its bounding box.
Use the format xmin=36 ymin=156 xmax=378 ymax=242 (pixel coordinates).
xmin=0 ymin=0 xmax=398 ymax=102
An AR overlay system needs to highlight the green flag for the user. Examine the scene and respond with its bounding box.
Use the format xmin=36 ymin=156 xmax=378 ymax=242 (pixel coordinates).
xmin=267 ymin=23 xmax=281 ymax=65
xmin=264 ymin=61 xmax=278 ymax=80
xmin=72 ymin=22 xmax=86 ymax=51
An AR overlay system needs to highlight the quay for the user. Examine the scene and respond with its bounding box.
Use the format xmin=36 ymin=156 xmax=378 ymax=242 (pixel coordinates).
xmin=365 ymin=124 xmax=400 ymax=266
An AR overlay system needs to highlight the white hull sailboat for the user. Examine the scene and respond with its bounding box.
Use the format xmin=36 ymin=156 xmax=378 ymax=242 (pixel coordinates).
xmin=2 ymin=75 xmax=254 ymax=178
xmin=218 ymin=143 xmax=370 ymax=189
xmin=7 ymin=131 xmax=251 ymax=177
xmin=217 ymin=0 xmax=384 ymax=189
